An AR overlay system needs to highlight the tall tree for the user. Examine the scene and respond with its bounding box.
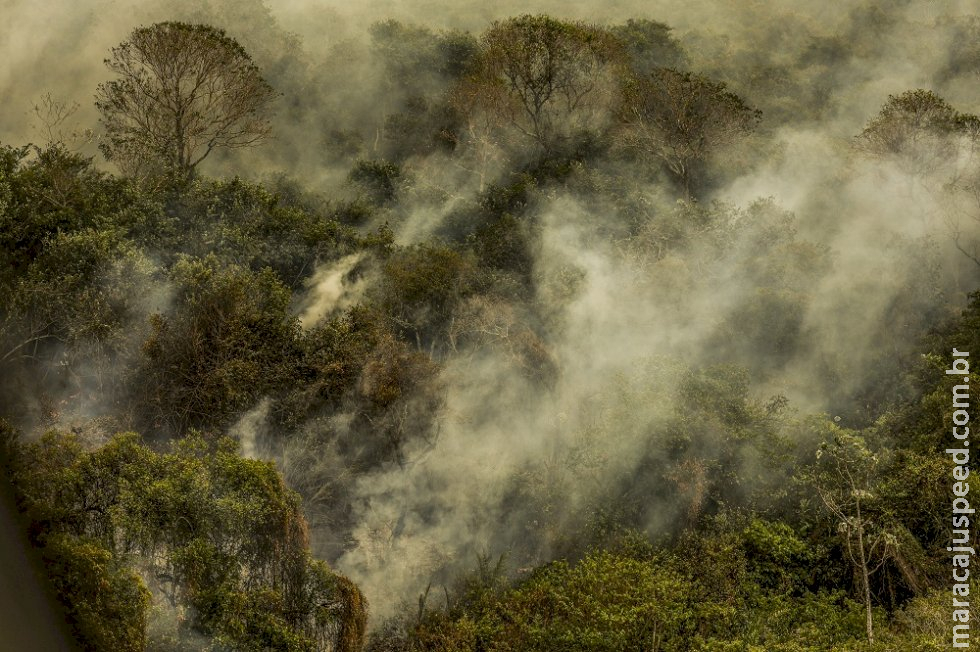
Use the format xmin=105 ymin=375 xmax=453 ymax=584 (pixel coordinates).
xmin=95 ymin=22 xmax=277 ymax=181
xmin=856 ymin=89 xmax=972 ymax=177
xmin=462 ymin=15 xmax=623 ymax=157
xmin=857 ymin=90 xmax=980 ymax=267
xmin=617 ymin=68 xmax=760 ymax=198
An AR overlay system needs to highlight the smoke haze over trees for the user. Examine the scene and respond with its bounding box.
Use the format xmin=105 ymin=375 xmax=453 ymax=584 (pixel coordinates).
xmin=2 ymin=0 xmax=980 ymax=649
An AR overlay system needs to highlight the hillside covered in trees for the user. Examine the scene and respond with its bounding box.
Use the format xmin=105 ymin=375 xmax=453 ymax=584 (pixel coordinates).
xmin=2 ymin=0 xmax=980 ymax=650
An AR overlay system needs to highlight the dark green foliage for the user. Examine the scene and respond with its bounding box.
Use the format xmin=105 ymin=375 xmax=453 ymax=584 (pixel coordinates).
xmin=3 ymin=9 xmax=977 ymax=652
xmin=41 ymin=533 xmax=150 ymax=652
xmin=370 ymin=20 xmax=477 ymax=92
xmin=11 ymin=228 xmax=152 ymax=346
xmin=135 ymin=256 xmax=301 ymax=435
xmin=349 ymin=160 xmax=403 ymax=207
xmin=609 ymin=19 xmax=687 ymax=75
xmin=6 ymin=429 xmax=366 ymax=652
xmin=379 ymin=542 xmax=884 ymax=651
xmin=468 ymin=212 xmax=536 ymax=280
xmin=369 ymin=21 xmax=476 ymax=161
xmin=478 ymin=173 xmax=537 ymax=217
xmin=151 ymin=177 xmax=357 ymax=285
xmin=0 ymin=144 xmax=152 ymax=287
xmin=373 ymin=242 xmax=479 ymax=348
xmin=382 ymin=98 xmax=461 ymax=161
xmin=276 ymin=305 xmax=443 ymax=463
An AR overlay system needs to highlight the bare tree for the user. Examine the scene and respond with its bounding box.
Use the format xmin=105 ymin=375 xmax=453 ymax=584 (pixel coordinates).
xmin=95 ymin=22 xmax=277 ymax=181
xmin=30 ymin=93 xmax=95 ymax=149
xmin=616 ymin=68 xmax=760 ymax=198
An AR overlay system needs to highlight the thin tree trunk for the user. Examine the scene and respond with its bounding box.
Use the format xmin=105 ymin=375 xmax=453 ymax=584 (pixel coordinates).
xmin=856 ymin=500 xmax=874 ymax=644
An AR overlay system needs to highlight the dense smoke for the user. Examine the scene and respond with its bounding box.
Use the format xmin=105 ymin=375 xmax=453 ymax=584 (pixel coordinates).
xmin=4 ymin=0 xmax=980 ymax=628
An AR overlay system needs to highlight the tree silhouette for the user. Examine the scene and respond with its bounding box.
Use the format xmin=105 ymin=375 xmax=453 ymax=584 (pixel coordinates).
xmin=96 ymin=22 xmax=277 ymax=181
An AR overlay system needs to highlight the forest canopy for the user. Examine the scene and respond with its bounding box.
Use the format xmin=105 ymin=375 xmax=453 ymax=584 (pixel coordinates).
xmin=2 ymin=1 xmax=980 ymax=650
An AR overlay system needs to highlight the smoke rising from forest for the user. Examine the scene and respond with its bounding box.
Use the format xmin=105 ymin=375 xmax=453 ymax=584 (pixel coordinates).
xmin=4 ymin=0 xmax=980 ymax=632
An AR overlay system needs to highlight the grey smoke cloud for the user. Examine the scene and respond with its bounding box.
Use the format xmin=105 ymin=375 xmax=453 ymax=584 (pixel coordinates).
xmin=6 ymin=0 xmax=980 ymax=630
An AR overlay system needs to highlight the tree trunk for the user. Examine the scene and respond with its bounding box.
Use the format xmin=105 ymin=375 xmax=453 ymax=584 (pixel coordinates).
xmin=856 ymin=500 xmax=874 ymax=644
